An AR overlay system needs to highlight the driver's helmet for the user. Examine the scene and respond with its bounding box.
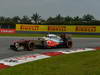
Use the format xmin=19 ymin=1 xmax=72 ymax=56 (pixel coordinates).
xmin=47 ymin=34 xmax=56 ymax=37
xmin=47 ymin=34 xmax=61 ymax=39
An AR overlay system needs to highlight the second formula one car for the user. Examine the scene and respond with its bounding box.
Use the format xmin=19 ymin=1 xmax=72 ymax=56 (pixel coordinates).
xmin=10 ymin=34 xmax=73 ymax=51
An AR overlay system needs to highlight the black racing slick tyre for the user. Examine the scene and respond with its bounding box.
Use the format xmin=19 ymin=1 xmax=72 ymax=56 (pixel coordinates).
xmin=66 ymin=41 xmax=73 ymax=48
xmin=27 ymin=41 xmax=34 ymax=51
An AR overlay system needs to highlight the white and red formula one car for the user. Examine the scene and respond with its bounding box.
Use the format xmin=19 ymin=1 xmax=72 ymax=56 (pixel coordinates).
xmin=10 ymin=34 xmax=73 ymax=51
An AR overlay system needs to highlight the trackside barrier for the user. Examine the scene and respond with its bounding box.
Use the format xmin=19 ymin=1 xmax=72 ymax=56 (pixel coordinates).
xmin=16 ymin=24 xmax=100 ymax=35
xmin=0 ymin=24 xmax=99 ymax=34
xmin=0 ymin=29 xmax=16 ymax=34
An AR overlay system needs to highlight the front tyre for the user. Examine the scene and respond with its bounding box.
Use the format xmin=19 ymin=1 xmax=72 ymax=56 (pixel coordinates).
xmin=27 ymin=41 xmax=34 ymax=51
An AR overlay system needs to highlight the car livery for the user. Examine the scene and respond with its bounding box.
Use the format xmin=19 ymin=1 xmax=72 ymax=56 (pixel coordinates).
xmin=10 ymin=34 xmax=73 ymax=51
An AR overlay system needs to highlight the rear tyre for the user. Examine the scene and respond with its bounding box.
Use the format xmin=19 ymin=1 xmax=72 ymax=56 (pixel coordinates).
xmin=65 ymin=41 xmax=73 ymax=48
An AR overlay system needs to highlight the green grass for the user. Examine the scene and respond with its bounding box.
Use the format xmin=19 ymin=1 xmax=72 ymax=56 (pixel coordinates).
xmin=0 ymin=50 xmax=100 ymax=75
xmin=72 ymin=34 xmax=100 ymax=38
xmin=0 ymin=33 xmax=100 ymax=38
xmin=0 ymin=33 xmax=46 ymax=37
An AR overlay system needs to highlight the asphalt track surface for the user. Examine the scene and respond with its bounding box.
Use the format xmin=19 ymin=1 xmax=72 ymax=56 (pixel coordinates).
xmin=0 ymin=37 xmax=100 ymax=59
